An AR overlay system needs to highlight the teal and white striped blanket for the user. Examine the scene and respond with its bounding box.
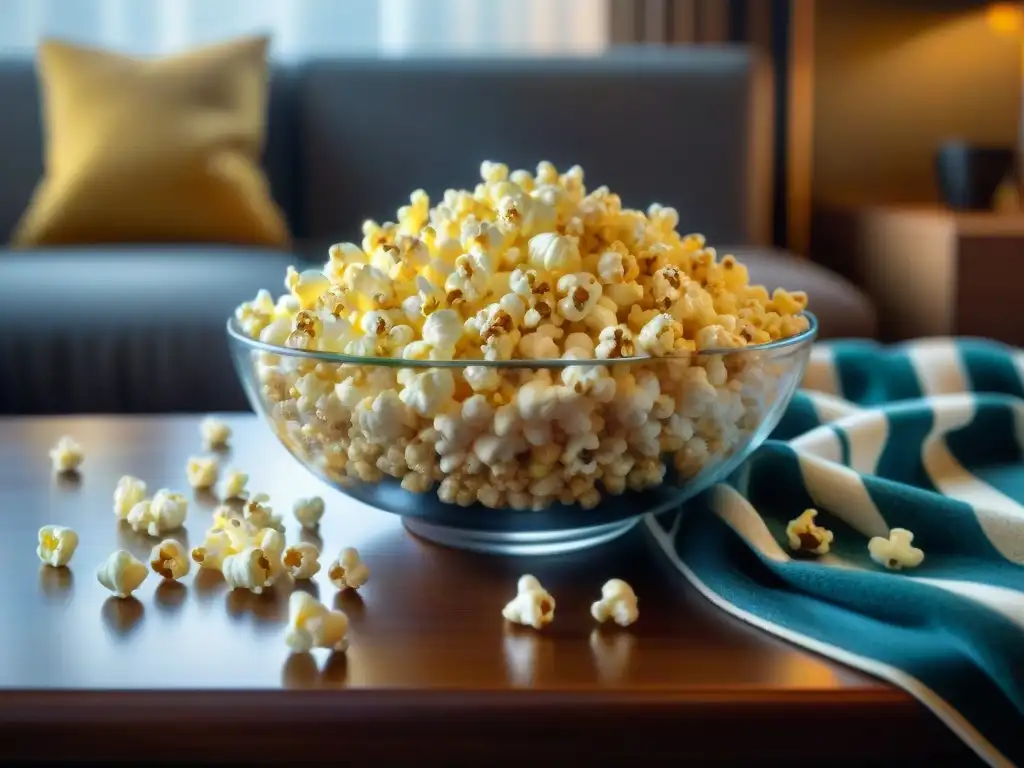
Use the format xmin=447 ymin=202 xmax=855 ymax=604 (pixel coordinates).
xmin=648 ymin=339 xmax=1024 ymax=768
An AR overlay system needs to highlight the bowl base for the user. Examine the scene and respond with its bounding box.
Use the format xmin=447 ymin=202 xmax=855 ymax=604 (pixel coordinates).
xmin=402 ymin=516 xmax=639 ymax=556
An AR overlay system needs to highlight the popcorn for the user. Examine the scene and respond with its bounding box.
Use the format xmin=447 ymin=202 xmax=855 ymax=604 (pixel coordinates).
xmin=200 ymin=417 xmax=231 ymax=450
xmin=113 ymin=475 xmax=147 ymax=520
xmin=590 ymin=579 xmax=639 ymax=627
xmin=222 ymin=546 xmax=274 ymax=593
xmin=49 ymin=436 xmax=83 ymax=473
xmin=191 ymin=529 xmax=233 ymax=571
xmin=233 ymin=160 xmax=812 ymax=512
xmin=285 ymin=591 xmax=350 ymax=653
xmin=244 ymin=492 xmax=284 ymax=531
xmin=327 ymin=547 xmax=369 ymax=590
xmin=283 ymin=543 xmax=322 ymax=580
xmin=868 ymin=528 xmax=925 ymax=571
xmin=126 ymin=489 xmax=188 ymax=537
xmin=221 ymin=469 xmax=248 ymax=500
xmin=96 ymin=550 xmax=148 ymax=598
xmin=150 ymin=539 xmax=191 ymax=581
xmin=502 ymin=575 xmax=555 ymax=630
xmin=186 ymin=456 xmax=219 ymax=489
xmin=293 ymin=496 xmax=325 ymax=529
xmin=37 ymin=525 xmax=78 ymax=567
xmin=785 ymin=509 xmax=834 ymax=556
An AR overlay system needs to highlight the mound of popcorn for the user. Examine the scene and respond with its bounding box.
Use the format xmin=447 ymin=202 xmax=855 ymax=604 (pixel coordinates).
xmin=235 ymin=161 xmax=810 ymax=511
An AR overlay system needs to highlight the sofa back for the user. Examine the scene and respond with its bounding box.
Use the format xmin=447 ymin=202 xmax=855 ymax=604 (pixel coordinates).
xmin=0 ymin=46 xmax=773 ymax=252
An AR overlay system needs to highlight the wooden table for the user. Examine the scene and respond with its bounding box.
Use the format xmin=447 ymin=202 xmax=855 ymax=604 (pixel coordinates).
xmin=0 ymin=415 xmax=973 ymax=764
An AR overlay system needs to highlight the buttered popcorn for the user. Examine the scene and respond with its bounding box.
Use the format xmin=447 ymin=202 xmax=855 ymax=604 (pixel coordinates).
xmin=234 ymin=161 xmax=811 ymax=511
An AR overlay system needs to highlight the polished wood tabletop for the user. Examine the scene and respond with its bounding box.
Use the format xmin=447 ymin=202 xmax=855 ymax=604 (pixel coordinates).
xmin=0 ymin=415 xmax=972 ymax=764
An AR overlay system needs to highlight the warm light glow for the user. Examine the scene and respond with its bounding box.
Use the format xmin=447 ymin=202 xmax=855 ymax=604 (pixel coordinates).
xmin=986 ymin=2 xmax=1024 ymax=36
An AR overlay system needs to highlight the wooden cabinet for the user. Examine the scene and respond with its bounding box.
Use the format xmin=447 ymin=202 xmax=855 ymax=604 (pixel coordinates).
xmin=813 ymin=204 xmax=1024 ymax=345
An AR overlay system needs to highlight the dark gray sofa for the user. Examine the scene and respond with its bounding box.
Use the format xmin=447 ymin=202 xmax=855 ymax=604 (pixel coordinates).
xmin=0 ymin=47 xmax=875 ymax=415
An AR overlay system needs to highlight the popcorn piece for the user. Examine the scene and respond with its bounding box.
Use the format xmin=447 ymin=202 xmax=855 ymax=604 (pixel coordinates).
xmin=785 ymin=508 xmax=834 ymax=556
xmin=244 ymin=492 xmax=284 ymax=531
xmin=37 ymin=525 xmax=79 ymax=567
xmin=293 ymin=496 xmax=325 ymax=530
xmin=200 ymin=417 xmax=232 ymax=450
xmin=222 ymin=546 xmax=274 ymax=594
xmin=113 ymin=475 xmax=147 ymax=520
xmin=126 ymin=490 xmax=188 ymax=537
xmin=49 ymin=436 xmax=83 ymax=473
xmin=96 ymin=550 xmax=148 ymax=598
xmin=502 ymin=574 xmax=555 ymax=630
xmin=221 ymin=469 xmax=248 ymax=500
xmin=868 ymin=528 xmax=925 ymax=571
xmin=327 ymin=547 xmax=369 ymax=590
xmin=637 ymin=313 xmax=686 ymax=356
xmin=283 ymin=543 xmax=322 ymax=580
xmin=149 ymin=539 xmax=191 ymax=581
xmin=285 ymin=591 xmax=350 ymax=653
xmin=190 ymin=529 xmax=234 ymax=571
xmin=590 ymin=578 xmax=639 ymax=627
xmin=186 ymin=456 xmax=219 ymax=489
xmin=257 ymin=527 xmax=287 ymax=581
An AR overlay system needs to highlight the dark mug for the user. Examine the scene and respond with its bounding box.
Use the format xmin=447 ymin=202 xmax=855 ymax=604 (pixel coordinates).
xmin=935 ymin=142 xmax=1016 ymax=211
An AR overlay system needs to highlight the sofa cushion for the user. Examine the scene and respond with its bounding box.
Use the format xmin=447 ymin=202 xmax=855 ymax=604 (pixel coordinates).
xmin=0 ymin=246 xmax=301 ymax=415
xmin=730 ymin=247 xmax=878 ymax=340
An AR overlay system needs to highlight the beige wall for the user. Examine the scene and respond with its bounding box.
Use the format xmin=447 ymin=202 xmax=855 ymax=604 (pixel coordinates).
xmin=813 ymin=0 xmax=1021 ymax=206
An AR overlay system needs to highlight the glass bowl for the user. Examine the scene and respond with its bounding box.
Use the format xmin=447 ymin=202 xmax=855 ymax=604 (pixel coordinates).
xmin=227 ymin=313 xmax=817 ymax=555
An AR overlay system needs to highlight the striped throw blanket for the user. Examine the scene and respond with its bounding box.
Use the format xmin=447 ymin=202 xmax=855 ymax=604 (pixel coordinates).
xmin=648 ymin=338 xmax=1024 ymax=768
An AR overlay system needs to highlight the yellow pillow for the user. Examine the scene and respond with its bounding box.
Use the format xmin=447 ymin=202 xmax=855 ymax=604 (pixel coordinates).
xmin=13 ymin=36 xmax=290 ymax=248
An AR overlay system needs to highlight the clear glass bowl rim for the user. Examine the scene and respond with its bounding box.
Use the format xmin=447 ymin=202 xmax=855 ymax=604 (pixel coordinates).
xmin=226 ymin=311 xmax=818 ymax=369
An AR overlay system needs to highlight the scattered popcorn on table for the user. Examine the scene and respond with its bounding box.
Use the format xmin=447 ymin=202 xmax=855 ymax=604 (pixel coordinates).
xmin=502 ymin=574 xmax=555 ymax=630
xmin=283 ymin=542 xmax=321 ymax=580
xmin=868 ymin=528 xmax=925 ymax=571
xmin=126 ymin=489 xmax=188 ymax=537
xmin=327 ymin=547 xmax=369 ymax=590
xmin=221 ymin=546 xmax=274 ymax=594
xmin=200 ymin=417 xmax=232 ymax=450
xmin=186 ymin=456 xmax=219 ymax=489
xmin=221 ymin=469 xmax=248 ymax=500
xmin=49 ymin=436 xmax=83 ymax=474
xmin=37 ymin=525 xmax=79 ymax=567
xmin=285 ymin=591 xmax=350 ymax=653
xmin=149 ymin=539 xmax=191 ymax=581
xmin=785 ymin=508 xmax=834 ymax=556
xmin=293 ymin=496 xmax=325 ymax=529
xmin=113 ymin=475 xmax=147 ymax=520
xmin=233 ymin=160 xmax=812 ymax=511
xmin=96 ymin=550 xmax=148 ymax=598
xmin=590 ymin=578 xmax=639 ymax=627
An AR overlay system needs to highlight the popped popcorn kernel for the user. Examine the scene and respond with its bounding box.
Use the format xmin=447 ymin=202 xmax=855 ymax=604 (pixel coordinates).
xmin=221 ymin=469 xmax=248 ymax=500
xmin=293 ymin=496 xmax=325 ymax=530
xmin=868 ymin=528 xmax=924 ymax=571
xmin=49 ymin=435 xmax=83 ymax=473
xmin=126 ymin=489 xmax=188 ymax=537
xmin=37 ymin=525 xmax=78 ymax=567
xmin=150 ymin=539 xmax=191 ymax=581
xmin=96 ymin=550 xmax=148 ymax=598
xmin=285 ymin=591 xmax=350 ymax=653
xmin=283 ymin=542 xmax=322 ymax=580
xmin=200 ymin=417 xmax=232 ymax=450
xmin=186 ymin=456 xmax=219 ymax=489
xmin=785 ymin=509 xmax=834 ymax=556
xmin=591 ymin=578 xmax=639 ymax=627
xmin=327 ymin=547 xmax=369 ymax=590
xmin=113 ymin=475 xmax=147 ymax=520
xmin=502 ymin=574 xmax=555 ymax=630
xmin=191 ymin=529 xmax=233 ymax=571
xmin=222 ymin=546 xmax=274 ymax=594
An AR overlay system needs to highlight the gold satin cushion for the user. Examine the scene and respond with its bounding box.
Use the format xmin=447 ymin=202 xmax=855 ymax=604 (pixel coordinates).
xmin=13 ymin=36 xmax=290 ymax=248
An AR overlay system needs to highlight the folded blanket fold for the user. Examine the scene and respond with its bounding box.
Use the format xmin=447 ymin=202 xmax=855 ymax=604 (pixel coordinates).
xmin=649 ymin=338 xmax=1024 ymax=768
